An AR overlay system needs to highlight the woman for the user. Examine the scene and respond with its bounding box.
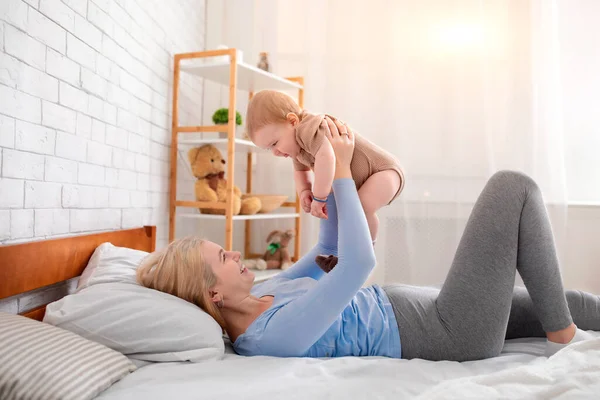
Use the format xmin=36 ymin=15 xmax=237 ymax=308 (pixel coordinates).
xmin=138 ymin=118 xmax=599 ymax=362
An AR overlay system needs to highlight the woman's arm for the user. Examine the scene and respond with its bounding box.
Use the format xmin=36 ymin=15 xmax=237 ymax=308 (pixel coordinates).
xmin=276 ymin=117 xmax=344 ymax=281
xmin=256 ymin=120 xmax=375 ymax=357
xmin=259 ymin=178 xmax=375 ymax=356
xmin=275 ymin=192 xmax=339 ymax=281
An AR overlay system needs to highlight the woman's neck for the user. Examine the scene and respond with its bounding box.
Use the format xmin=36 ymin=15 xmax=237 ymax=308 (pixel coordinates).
xmin=222 ymin=295 xmax=273 ymax=342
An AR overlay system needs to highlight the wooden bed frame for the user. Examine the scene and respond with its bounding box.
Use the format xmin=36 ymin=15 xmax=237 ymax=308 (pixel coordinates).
xmin=0 ymin=226 xmax=156 ymax=321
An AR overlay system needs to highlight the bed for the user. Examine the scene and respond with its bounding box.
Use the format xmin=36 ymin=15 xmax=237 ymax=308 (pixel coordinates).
xmin=1 ymin=226 xmax=599 ymax=399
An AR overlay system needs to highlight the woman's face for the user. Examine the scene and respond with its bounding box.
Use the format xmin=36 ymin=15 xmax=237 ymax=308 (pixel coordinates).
xmin=202 ymin=241 xmax=255 ymax=305
xmin=253 ymin=120 xmax=299 ymax=159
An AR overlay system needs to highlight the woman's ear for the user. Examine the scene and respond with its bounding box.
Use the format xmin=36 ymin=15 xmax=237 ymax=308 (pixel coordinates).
xmin=286 ymin=112 xmax=299 ymax=126
xmin=209 ymin=290 xmax=221 ymax=304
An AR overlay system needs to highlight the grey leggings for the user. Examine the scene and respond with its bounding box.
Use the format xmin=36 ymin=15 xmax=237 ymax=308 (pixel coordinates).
xmin=383 ymin=171 xmax=600 ymax=362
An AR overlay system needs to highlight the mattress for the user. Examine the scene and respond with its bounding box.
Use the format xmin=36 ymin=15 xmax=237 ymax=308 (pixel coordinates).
xmin=97 ymin=333 xmax=600 ymax=399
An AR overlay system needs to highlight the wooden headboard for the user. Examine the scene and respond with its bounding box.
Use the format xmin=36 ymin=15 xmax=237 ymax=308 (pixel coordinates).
xmin=0 ymin=226 xmax=156 ymax=321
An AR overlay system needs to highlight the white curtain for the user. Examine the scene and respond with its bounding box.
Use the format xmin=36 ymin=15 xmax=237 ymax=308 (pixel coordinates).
xmin=208 ymin=0 xmax=599 ymax=292
xmin=245 ymin=0 xmax=570 ymax=288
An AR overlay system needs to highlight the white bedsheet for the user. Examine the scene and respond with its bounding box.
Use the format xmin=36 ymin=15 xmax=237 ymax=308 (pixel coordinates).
xmin=97 ymin=333 xmax=600 ymax=400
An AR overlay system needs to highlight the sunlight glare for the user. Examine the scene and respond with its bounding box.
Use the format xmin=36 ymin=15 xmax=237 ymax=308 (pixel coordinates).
xmin=436 ymin=22 xmax=484 ymax=52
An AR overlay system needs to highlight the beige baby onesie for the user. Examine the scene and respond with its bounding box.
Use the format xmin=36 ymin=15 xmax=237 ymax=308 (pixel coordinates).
xmin=293 ymin=112 xmax=405 ymax=204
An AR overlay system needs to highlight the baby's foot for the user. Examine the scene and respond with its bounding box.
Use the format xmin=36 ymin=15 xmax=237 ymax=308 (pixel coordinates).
xmin=315 ymin=254 xmax=338 ymax=273
xmin=545 ymin=328 xmax=595 ymax=357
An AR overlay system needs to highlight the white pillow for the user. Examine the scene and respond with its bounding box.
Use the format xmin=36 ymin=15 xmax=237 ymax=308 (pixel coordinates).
xmin=77 ymin=242 xmax=147 ymax=289
xmin=44 ymin=242 xmax=225 ymax=363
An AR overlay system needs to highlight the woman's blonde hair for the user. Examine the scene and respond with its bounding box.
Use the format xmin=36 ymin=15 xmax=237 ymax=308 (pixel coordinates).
xmin=246 ymin=89 xmax=303 ymax=140
xmin=136 ymin=236 xmax=226 ymax=329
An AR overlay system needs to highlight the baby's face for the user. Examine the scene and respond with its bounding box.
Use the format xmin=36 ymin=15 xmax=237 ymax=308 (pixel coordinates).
xmin=253 ymin=122 xmax=299 ymax=159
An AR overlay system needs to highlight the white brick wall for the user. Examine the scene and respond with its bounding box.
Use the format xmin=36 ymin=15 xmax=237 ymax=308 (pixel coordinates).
xmin=2 ymin=148 xmax=45 ymax=180
xmin=76 ymin=113 xmax=92 ymax=139
xmin=62 ymin=184 xmax=108 ymax=207
xmin=0 ymin=84 xmax=42 ymax=124
xmin=40 ymin=0 xmax=75 ymax=32
xmin=35 ymin=208 xmax=70 ymax=236
xmin=15 ymin=120 xmax=55 ymax=154
xmin=55 ymin=131 xmax=86 ymax=161
xmin=24 ymin=180 xmax=62 ymax=208
xmin=47 ymin=48 xmax=80 ymax=86
xmin=28 ymin=7 xmax=68 ymax=54
xmin=45 ymin=101 xmax=78 ymax=133
xmin=45 ymin=156 xmax=78 ymax=183
xmin=0 ymin=0 xmax=206 ymax=248
xmin=59 ymin=82 xmax=89 ymax=114
xmin=78 ymin=162 xmax=104 ymax=185
xmin=0 ymin=178 xmax=25 ymax=208
xmin=5 ymin=23 xmax=46 ymax=70
xmin=0 ymin=17 xmax=4 ymax=50
xmin=0 ymin=115 xmax=16 ymax=148
xmin=10 ymin=209 xmax=34 ymax=238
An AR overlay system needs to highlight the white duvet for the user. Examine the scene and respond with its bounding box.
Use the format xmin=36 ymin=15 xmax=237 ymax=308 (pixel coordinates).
xmin=97 ymin=333 xmax=600 ymax=400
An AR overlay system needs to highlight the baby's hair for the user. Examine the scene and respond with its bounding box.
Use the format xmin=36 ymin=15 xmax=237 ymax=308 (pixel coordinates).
xmin=246 ymin=90 xmax=303 ymax=140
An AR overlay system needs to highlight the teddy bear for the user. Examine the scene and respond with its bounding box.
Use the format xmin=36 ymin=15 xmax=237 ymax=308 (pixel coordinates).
xmin=187 ymin=144 xmax=261 ymax=215
xmin=245 ymin=229 xmax=295 ymax=270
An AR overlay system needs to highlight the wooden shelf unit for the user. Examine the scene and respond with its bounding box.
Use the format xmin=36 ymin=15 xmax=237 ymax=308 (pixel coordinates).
xmin=169 ymin=48 xmax=303 ymax=261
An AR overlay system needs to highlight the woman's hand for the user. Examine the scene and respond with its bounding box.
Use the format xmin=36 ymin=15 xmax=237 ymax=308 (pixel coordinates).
xmin=310 ymin=199 xmax=328 ymax=219
xmin=321 ymin=116 xmax=355 ymax=179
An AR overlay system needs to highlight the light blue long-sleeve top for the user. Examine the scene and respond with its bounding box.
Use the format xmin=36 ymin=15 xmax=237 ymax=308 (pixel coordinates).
xmin=233 ymin=178 xmax=402 ymax=358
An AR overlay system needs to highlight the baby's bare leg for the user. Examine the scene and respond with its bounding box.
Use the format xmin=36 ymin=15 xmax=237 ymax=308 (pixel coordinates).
xmin=358 ymin=170 xmax=402 ymax=241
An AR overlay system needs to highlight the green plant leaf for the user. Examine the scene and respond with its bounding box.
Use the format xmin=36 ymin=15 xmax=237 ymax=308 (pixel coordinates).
xmin=212 ymin=108 xmax=243 ymax=125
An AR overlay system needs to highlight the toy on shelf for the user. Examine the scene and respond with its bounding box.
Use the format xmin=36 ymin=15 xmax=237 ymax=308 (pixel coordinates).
xmin=257 ymin=52 xmax=270 ymax=72
xmin=212 ymin=108 xmax=243 ymax=139
xmin=187 ymin=144 xmax=261 ymax=215
xmin=245 ymin=229 xmax=295 ymax=270
xmin=242 ymin=194 xmax=288 ymax=213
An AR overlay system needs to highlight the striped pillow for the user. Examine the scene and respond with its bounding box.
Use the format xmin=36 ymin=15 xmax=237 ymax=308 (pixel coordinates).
xmin=0 ymin=312 xmax=136 ymax=400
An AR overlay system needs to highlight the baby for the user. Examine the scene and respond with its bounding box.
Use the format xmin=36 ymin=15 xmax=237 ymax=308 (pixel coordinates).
xmin=246 ymin=90 xmax=404 ymax=270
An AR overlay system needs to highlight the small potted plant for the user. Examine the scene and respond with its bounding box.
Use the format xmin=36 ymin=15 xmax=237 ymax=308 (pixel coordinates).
xmin=212 ymin=108 xmax=243 ymax=138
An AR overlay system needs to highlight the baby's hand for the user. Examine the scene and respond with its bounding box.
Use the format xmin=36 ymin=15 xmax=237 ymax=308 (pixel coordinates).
xmin=310 ymin=200 xmax=328 ymax=219
xmin=300 ymin=189 xmax=312 ymax=213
